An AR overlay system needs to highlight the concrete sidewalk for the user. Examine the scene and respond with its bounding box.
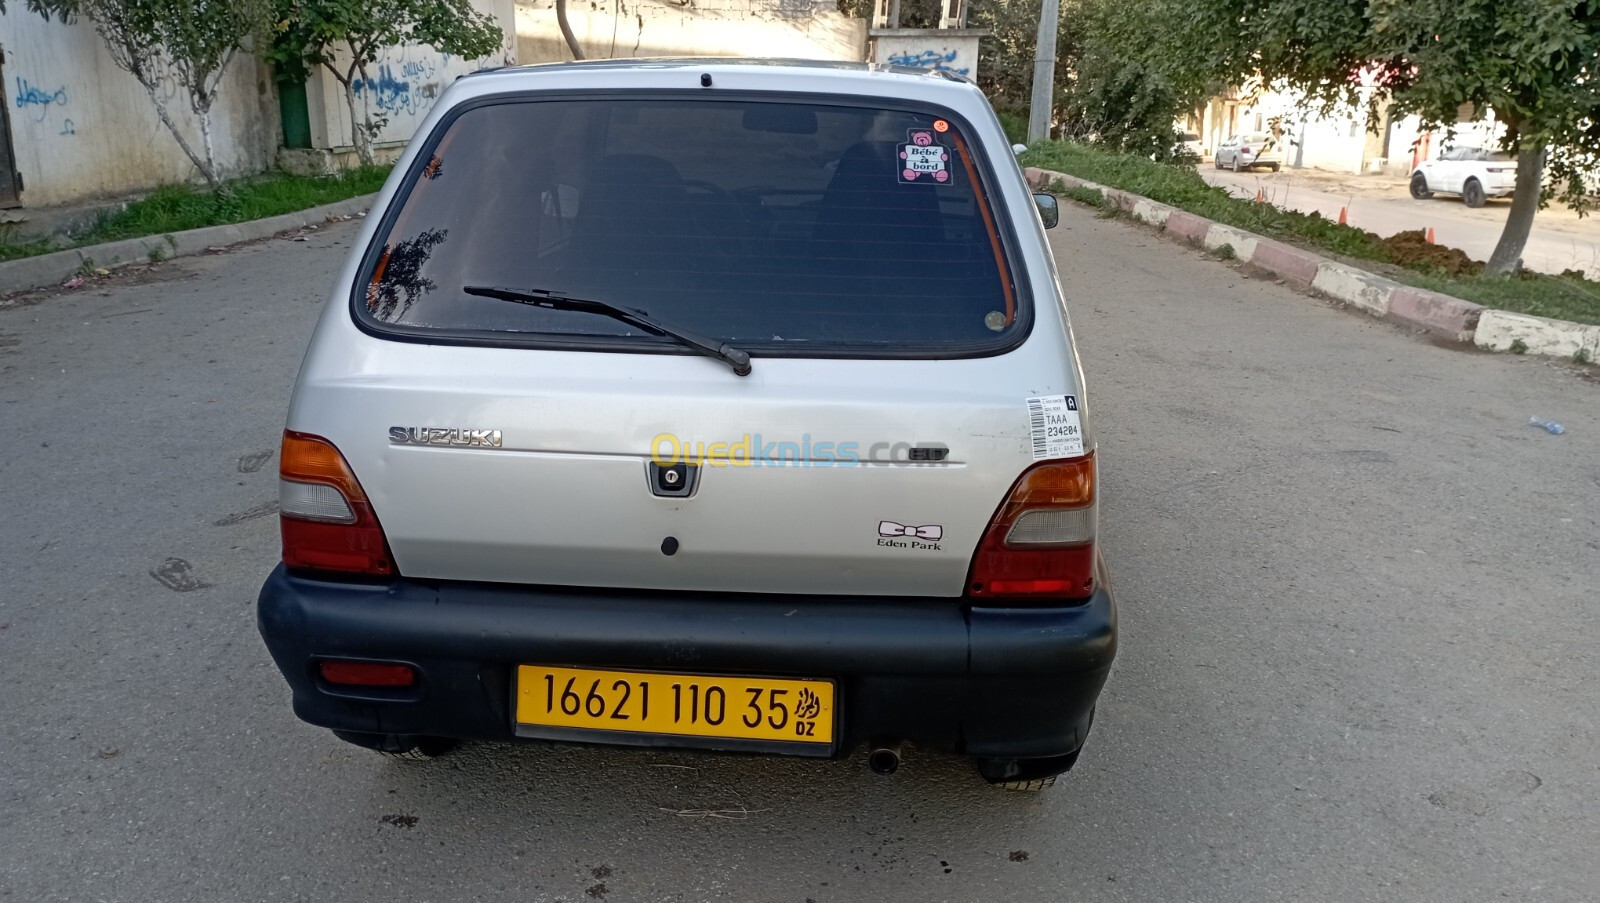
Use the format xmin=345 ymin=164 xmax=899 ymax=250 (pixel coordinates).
xmin=0 ymin=193 xmax=377 ymax=297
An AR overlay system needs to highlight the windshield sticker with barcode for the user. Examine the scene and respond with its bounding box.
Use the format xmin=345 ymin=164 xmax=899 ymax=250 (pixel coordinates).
xmin=899 ymin=130 xmax=952 ymax=184
xmin=1026 ymin=395 xmax=1084 ymax=460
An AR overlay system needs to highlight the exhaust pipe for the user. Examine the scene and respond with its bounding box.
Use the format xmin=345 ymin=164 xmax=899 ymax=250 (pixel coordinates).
xmin=868 ymin=745 xmax=902 ymax=775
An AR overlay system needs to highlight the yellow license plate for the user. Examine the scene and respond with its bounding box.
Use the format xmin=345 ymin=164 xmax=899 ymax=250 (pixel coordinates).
xmin=514 ymin=665 xmax=835 ymax=748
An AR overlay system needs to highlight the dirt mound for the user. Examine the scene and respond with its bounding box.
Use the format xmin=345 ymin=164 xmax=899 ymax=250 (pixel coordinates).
xmin=1381 ymin=229 xmax=1483 ymax=276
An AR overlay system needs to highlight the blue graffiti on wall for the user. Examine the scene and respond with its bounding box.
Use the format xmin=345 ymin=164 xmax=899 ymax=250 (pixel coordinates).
xmin=886 ymin=50 xmax=970 ymax=76
xmin=15 ymin=77 xmax=68 ymax=122
xmin=352 ymin=62 xmax=442 ymax=118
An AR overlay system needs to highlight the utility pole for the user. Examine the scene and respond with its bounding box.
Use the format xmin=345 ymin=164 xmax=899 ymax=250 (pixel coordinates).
xmin=1026 ymin=0 xmax=1061 ymax=143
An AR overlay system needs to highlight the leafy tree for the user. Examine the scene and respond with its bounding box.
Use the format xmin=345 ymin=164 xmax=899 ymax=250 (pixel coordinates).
xmin=968 ymin=0 xmax=1076 ymax=115
xmin=71 ymin=0 xmax=268 ymax=189
xmin=1125 ymin=0 xmax=1600 ymax=275
xmin=1371 ymin=0 xmax=1600 ymax=274
xmin=0 ymin=0 xmax=74 ymax=18
xmin=268 ymin=0 xmax=504 ymax=166
xmin=1054 ymin=0 xmax=1201 ymax=158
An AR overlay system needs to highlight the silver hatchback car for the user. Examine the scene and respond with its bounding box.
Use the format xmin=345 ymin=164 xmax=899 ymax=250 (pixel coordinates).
xmin=258 ymin=59 xmax=1116 ymax=791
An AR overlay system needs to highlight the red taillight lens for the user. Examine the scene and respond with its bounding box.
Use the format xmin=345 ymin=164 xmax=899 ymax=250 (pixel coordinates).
xmin=279 ymin=431 xmax=394 ymax=575
xmin=966 ymin=454 xmax=1097 ymax=602
xmin=1241 ymin=146 xmax=1252 ymax=155
xmin=319 ymin=660 xmax=415 ymax=687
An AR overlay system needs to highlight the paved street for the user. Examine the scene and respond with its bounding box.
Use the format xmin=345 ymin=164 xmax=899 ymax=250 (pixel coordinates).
xmin=1202 ymin=166 xmax=1600 ymax=278
xmin=2 ymin=212 xmax=1596 ymax=902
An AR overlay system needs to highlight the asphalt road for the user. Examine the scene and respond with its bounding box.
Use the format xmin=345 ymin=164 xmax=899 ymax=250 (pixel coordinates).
xmin=2 ymin=212 xmax=1596 ymax=902
xmin=1202 ymin=166 xmax=1600 ymax=279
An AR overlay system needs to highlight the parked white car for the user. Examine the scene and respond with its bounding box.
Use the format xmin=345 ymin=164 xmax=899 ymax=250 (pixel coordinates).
xmin=1409 ymin=146 xmax=1517 ymax=208
xmin=258 ymin=59 xmax=1115 ymax=792
xmin=1213 ymin=133 xmax=1284 ymax=172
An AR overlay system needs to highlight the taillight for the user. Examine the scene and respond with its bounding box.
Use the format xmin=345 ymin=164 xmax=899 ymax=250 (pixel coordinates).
xmin=279 ymin=431 xmax=395 ymax=575
xmin=1241 ymin=146 xmax=1252 ymax=155
xmin=966 ymin=454 xmax=1096 ymax=601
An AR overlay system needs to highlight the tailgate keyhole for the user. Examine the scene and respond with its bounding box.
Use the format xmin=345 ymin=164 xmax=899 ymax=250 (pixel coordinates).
xmin=647 ymin=462 xmax=699 ymax=498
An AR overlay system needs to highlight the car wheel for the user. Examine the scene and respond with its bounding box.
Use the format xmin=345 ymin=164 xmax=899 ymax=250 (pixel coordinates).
xmin=1213 ymin=156 xmax=1223 ymax=170
xmin=978 ymin=745 xmax=1083 ymax=791
xmin=1270 ymin=163 xmax=1281 ymax=172
xmin=1462 ymin=178 xmax=1486 ymax=208
xmin=1409 ymin=172 xmax=1434 ymax=200
xmin=1232 ymin=156 xmax=1243 ymax=173
xmin=998 ymin=776 xmax=1058 ymax=792
xmin=332 ymin=730 xmax=459 ymax=760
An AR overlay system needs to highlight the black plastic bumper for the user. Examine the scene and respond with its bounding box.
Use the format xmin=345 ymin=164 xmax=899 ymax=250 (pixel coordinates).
xmin=256 ymin=563 xmax=1116 ymax=760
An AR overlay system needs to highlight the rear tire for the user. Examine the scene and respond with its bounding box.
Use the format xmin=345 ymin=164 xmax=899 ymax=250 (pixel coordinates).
xmin=332 ymin=730 xmax=458 ymax=760
xmin=1232 ymin=156 xmax=1243 ymax=173
xmin=1462 ymin=178 xmax=1486 ymax=208
xmin=978 ymin=747 xmax=1083 ymax=791
xmin=998 ymin=776 xmax=1058 ymax=792
xmin=1269 ymin=163 xmax=1281 ymax=172
xmin=1409 ymin=172 xmax=1433 ymax=199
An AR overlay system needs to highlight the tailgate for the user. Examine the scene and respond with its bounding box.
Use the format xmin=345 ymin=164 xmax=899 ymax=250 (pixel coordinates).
xmin=290 ymin=346 xmax=1073 ymax=597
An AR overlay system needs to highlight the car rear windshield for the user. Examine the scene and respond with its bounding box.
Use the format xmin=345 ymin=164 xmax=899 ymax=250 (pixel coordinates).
xmin=356 ymin=97 xmax=1021 ymax=353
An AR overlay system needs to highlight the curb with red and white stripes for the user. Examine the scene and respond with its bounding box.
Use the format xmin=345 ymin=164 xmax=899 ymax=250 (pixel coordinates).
xmin=1026 ymin=167 xmax=1600 ymax=362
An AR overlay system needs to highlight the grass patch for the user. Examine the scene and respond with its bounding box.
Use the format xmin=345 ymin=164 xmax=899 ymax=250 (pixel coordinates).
xmin=0 ymin=165 xmax=390 ymax=264
xmin=1061 ymin=184 xmax=1106 ymax=207
xmin=0 ymin=237 xmax=57 ymax=262
xmin=1021 ymin=140 xmax=1600 ymax=326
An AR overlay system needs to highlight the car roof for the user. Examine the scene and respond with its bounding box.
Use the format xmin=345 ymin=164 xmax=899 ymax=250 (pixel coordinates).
xmin=438 ymin=58 xmax=992 ymax=119
xmin=435 ymin=57 xmax=992 ymax=123
xmin=464 ymin=57 xmax=971 ymax=86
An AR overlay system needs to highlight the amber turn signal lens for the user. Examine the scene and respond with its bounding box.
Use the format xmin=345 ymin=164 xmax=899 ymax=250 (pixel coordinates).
xmin=280 ymin=431 xmax=370 ymax=505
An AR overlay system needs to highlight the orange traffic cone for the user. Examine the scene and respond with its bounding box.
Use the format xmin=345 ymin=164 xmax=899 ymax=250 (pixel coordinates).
xmin=1426 ymin=227 xmax=1436 ymax=244
xmin=1337 ymin=206 xmax=1348 ymax=225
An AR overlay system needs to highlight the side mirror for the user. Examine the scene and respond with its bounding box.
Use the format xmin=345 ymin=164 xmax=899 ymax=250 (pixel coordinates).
xmin=1033 ymin=193 xmax=1060 ymax=229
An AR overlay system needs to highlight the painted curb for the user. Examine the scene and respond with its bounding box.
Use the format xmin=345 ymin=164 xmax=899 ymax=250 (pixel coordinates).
xmin=1022 ymin=166 xmax=1598 ymax=357
xmin=1475 ymin=310 xmax=1600 ymax=360
xmin=1311 ymin=262 xmax=1395 ymax=317
xmin=0 ymin=193 xmax=378 ymax=296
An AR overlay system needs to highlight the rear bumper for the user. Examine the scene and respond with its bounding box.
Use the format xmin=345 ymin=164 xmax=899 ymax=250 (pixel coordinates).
xmin=256 ymin=563 xmax=1116 ymax=760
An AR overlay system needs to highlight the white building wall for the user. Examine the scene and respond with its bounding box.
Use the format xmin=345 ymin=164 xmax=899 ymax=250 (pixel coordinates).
xmin=513 ymin=0 xmax=866 ymax=66
xmin=0 ymin=12 xmax=277 ymax=207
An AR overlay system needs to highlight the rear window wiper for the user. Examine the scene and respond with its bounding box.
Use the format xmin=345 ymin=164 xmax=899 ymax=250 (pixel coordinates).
xmin=462 ymin=286 xmax=752 ymax=377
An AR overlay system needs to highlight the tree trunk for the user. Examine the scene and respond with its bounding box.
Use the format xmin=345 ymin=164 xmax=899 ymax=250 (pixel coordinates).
xmin=1486 ymin=147 xmax=1545 ymax=276
xmin=147 ymin=90 xmax=218 ymax=188
xmin=556 ymin=0 xmax=585 ymax=60
xmin=329 ymin=61 xmax=375 ymax=168
xmin=198 ymin=107 xmax=219 ymax=190
xmin=345 ymin=83 xmax=374 ymax=166
xmin=354 ymin=59 xmax=377 ymax=167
